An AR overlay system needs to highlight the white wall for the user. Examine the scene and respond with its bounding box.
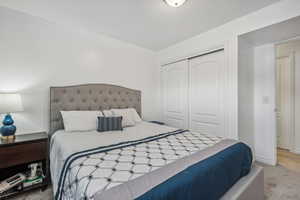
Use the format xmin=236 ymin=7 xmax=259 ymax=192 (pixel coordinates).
xmin=238 ymin=38 xmax=255 ymax=151
xmin=254 ymin=44 xmax=277 ymax=165
xmin=0 ymin=7 xmax=160 ymax=134
xmin=158 ymin=0 xmax=300 ymax=160
xmin=159 ymin=0 xmax=300 ymax=65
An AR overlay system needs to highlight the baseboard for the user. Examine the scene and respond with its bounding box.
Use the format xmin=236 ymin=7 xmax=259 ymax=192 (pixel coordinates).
xmin=294 ymin=147 xmax=300 ymax=155
xmin=255 ymin=155 xmax=276 ymax=166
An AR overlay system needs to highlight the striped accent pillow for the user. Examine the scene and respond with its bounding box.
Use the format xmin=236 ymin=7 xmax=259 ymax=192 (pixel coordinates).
xmin=97 ymin=116 xmax=123 ymax=132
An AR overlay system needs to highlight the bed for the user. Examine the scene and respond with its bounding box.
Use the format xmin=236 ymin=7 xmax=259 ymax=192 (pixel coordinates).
xmin=49 ymin=84 xmax=264 ymax=200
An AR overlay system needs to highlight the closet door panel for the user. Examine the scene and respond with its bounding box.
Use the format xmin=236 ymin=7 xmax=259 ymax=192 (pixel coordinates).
xmin=189 ymin=51 xmax=225 ymax=137
xmin=162 ymin=60 xmax=188 ymax=129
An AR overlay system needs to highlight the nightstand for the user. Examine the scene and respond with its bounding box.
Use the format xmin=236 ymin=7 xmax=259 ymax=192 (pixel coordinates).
xmin=0 ymin=132 xmax=49 ymax=199
xmin=149 ymin=121 xmax=165 ymax=125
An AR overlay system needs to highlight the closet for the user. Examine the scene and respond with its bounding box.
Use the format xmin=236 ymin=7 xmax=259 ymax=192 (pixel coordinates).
xmin=162 ymin=60 xmax=189 ymax=129
xmin=162 ymin=50 xmax=226 ymax=138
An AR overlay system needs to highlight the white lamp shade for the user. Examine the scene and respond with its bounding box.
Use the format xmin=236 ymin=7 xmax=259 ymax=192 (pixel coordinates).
xmin=164 ymin=0 xmax=187 ymax=7
xmin=0 ymin=93 xmax=24 ymax=114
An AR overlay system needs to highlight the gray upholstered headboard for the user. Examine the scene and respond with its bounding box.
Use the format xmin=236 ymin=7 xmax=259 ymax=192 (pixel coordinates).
xmin=49 ymin=84 xmax=141 ymax=135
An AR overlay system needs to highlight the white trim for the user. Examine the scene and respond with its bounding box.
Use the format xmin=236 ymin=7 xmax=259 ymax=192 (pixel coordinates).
xmin=224 ymin=38 xmax=238 ymax=139
xmin=294 ymin=147 xmax=300 ymax=154
xmin=275 ymin=54 xmax=295 ymax=151
xmin=272 ymin=45 xmax=278 ymax=166
xmin=161 ymin=45 xmax=225 ymax=66
xmin=275 ymin=35 xmax=300 ymax=46
xmin=290 ymin=52 xmax=296 ymax=152
xmin=255 ymin=154 xmax=276 ymax=166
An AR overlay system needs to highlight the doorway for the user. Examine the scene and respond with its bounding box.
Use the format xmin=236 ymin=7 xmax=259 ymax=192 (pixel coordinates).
xmin=276 ymin=48 xmax=294 ymax=151
xmin=275 ymin=39 xmax=300 ymax=172
xmin=238 ymin=15 xmax=300 ymax=166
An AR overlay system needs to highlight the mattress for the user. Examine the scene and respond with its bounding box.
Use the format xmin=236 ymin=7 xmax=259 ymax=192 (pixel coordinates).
xmin=50 ymin=121 xmax=252 ymax=200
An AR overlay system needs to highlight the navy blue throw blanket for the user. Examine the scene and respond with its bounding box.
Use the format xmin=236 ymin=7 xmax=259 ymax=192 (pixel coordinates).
xmin=136 ymin=142 xmax=252 ymax=200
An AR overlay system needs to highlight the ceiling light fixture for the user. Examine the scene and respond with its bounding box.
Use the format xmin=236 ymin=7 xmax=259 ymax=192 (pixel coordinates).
xmin=164 ymin=0 xmax=187 ymax=7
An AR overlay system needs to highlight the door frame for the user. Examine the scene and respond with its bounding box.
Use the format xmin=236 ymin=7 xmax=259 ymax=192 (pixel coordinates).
xmin=275 ymin=51 xmax=296 ymax=153
xmin=275 ymin=52 xmax=295 ymax=152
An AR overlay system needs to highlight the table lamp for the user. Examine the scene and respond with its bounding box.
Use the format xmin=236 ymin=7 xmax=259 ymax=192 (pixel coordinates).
xmin=0 ymin=93 xmax=23 ymax=140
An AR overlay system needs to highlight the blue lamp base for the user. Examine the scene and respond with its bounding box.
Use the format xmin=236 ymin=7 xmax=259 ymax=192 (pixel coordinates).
xmin=0 ymin=114 xmax=17 ymax=137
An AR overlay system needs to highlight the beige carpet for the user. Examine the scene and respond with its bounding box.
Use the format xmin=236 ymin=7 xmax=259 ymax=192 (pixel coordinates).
xmin=263 ymin=164 xmax=300 ymax=200
xmin=10 ymin=164 xmax=300 ymax=200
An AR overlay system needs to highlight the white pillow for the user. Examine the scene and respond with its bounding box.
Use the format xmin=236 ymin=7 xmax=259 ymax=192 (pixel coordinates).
xmin=111 ymin=108 xmax=135 ymax=127
xmin=128 ymin=108 xmax=142 ymax=123
xmin=102 ymin=110 xmax=114 ymax=117
xmin=60 ymin=111 xmax=103 ymax=132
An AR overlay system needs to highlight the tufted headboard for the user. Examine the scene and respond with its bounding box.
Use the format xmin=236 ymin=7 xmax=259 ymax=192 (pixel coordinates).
xmin=49 ymin=84 xmax=141 ymax=135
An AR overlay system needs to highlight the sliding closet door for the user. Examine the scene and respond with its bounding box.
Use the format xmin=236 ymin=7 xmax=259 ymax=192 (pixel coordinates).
xmin=189 ymin=51 xmax=225 ymax=137
xmin=162 ymin=60 xmax=189 ymax=129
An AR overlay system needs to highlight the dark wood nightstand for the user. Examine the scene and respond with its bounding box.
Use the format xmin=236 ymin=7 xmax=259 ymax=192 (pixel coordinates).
xmin=0 ymin=132 xmax=49 ymax=199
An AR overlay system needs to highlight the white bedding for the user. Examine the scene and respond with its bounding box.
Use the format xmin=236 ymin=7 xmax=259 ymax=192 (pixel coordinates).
xmin=50 ymin=121 xmax=177 ymax=193
xmin=51 ymin=121 xmax=224 ymax=200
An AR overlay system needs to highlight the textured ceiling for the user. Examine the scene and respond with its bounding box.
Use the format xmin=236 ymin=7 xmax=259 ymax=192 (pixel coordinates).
xmin=0 ymin=0 xmax=280 ymax=50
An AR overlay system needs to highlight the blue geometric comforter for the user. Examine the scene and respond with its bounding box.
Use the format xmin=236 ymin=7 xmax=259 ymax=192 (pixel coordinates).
xmin=136 ymin=142 xmax=252 ymax=200
xmin=53 ymin=129 xmax=252 ymax=200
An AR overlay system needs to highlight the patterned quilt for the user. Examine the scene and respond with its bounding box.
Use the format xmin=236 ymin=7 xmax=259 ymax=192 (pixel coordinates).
xmin=54 ymin=129 xmax=223 ymax=200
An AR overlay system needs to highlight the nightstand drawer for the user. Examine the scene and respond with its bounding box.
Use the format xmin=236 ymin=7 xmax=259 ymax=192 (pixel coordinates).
xmin=0 ymin=141 xmax=47 ymax=169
